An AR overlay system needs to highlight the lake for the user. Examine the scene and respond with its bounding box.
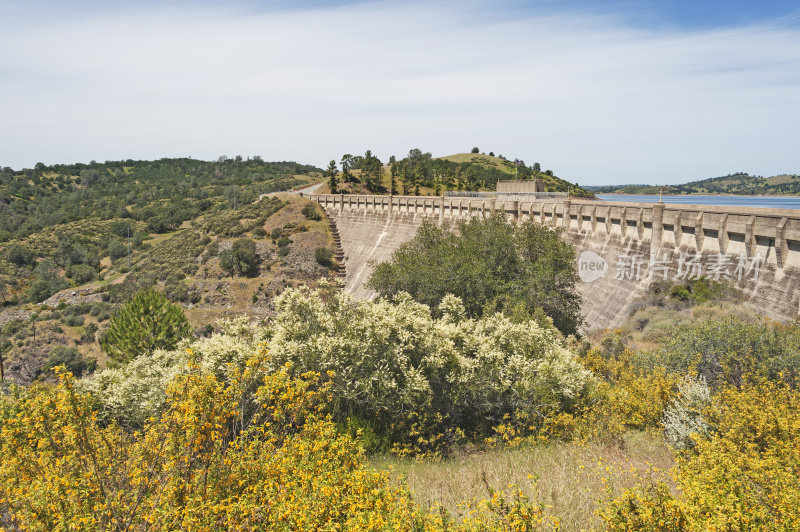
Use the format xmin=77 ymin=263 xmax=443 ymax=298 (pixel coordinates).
xmin=596 ymin=194 xmax=800 ymax=210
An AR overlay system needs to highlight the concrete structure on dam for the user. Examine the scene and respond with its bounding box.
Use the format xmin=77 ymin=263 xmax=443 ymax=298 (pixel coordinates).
xmin=307 ymin=193 xmax=800 ymax=331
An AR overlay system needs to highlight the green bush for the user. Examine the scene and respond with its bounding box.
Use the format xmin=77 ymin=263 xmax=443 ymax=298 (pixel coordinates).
xmin=66 ymin=263 xmax=97 ymax=284
xmin=368 ymin=214 xmax=582 ymax=335
xmin=301 ymin=203 xmax=322 ymax=221
xmin=650 ymin=317 xmax=800 ymax=389
xmin=63 ymin=315 xmax=85 ymax=327
xmin=41 ymin=346 xmax=96 ymax=377
xmin=218 ymin=238 xmax=258 ymax=277
xmin=100 ymin=290 xmax=191 ymax=363
xmin=314 ymin=247 xmax=332 ymax=267
xmin=108 ymin=240 xmax=127 ymax=260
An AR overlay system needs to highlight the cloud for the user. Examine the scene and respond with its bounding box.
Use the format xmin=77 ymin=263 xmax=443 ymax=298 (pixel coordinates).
xmin=0 ymin=0 xmax=798 ymax=184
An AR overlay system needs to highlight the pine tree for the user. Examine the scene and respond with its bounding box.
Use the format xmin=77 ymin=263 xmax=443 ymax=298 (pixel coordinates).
xmin=100 ymin=290 xmax=191 ymax=363
xmin=325 ymin=160 xmax=338 ymax=194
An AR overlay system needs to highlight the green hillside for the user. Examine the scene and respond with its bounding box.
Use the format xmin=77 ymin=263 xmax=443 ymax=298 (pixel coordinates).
xmin=594 ymin=172 xmax=800 ymax=196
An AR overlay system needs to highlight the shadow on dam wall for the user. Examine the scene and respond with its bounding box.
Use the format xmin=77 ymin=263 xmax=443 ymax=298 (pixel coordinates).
xmin=309 ymin=193 xmax=800 ymax=332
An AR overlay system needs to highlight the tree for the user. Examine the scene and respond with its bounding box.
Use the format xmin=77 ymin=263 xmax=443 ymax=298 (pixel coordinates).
xmin=533 ymin=162 xmax=541 ymax=174
xmin=219 ymin=238 xmax=258 ymax=277
xmin=340 ymin=154 xmax=353 ymax=183
xmin=360 ymin=150 xmax=383 ymax=193
xmin=100 ymin=290 xmax=191 ymax=363
xmin=367 ymin=214 xmax=582 ymax=335
xmin=471 ymin=147 xmax=480 ymax=153
xmin=6 ymin=244 xmax=35 ymax=267
xmin=108 ymin=240 xmax=127 ymax=260
xmin=325 ymin=160 xmax=338 ymax=193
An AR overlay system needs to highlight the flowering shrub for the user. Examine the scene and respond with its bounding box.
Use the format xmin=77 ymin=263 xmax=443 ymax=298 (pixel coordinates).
xmin=600 ymin=382 xmax=800 ymax=530
xmin=267 ymin=286 xmax=590 ymax=453
xmin=0 ymin=351 xmax=566 ymax=531
xmin=662 ymin=375 xmax=711 ymax=451
xmin=0 ymin=353 xmax=427 ymax=530
xmin=86 ymin=286 xmax=589 ymax=454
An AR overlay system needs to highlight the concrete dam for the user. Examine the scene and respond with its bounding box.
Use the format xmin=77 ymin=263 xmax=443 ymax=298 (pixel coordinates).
xmin=308 ymin=193 xmax=800 ymax=331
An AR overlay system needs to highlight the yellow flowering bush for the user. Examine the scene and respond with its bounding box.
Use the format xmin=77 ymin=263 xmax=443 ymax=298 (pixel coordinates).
xmin=0 ymin=350 xmax=568 ymax=531
xmin=600 ymin=382 xmax=800 ymax=530
xmin=0 ymin=353 xmax=426 ymax=530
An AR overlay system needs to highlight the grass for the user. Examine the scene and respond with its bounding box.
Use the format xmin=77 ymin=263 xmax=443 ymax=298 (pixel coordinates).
xmin=437 ymin=153 xmax=517 ymax=174
xmin=372 ymin=431 xmax=674 ymax=531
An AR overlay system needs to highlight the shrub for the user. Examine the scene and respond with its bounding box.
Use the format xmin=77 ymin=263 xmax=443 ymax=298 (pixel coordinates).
xmin=25 ymin=275 xmax=68 ymax=303
xmin=601 ymin=383 xmax=800 ymax=531
xmin=270 ymin=227 xmax=282 ymax=240
xmin=40 ymin=346 xmax=96 ymax=377
xmin=267 ymin=286 xmax=589 ymax=454
xmin=100 ymin=289 xmax=191 ymax=363
xmin=86 ymin=288 xmax=588 ymax=455
xmin=66 ymin=263 xmax=97 ymax=284
xmin=314 ymin=246 xmax=333 ymax=267
xmin=654 ymin=317 xmax=800 ymax=389
xmin=218 ymin=238 xmax=258 ymax=277
xmin=302 ymin=203 xmax=322 ymax=221
xmin=0 ymin=357 xmax=426 ymax=530
xmin=108 ymin=239 xmax=127 ymax=260
xmin=81 ymin=322 xmax=99 ymax=344
xmin=63 ymin=314 xmax=84 ymax=327
xmin=663 ymin=375 xmax=711 ymax=451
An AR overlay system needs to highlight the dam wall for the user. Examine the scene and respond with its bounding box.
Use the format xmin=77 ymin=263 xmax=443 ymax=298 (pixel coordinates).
xmin=309 ymin=193 xmax=800 ymax=331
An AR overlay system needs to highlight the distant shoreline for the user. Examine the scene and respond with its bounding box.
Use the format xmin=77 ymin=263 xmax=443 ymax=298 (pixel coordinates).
xmin=597 ymin=192 xmax=800 ymax=198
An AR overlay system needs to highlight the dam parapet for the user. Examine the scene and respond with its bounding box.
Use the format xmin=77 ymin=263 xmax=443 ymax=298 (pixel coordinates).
xmin=308 ymin=193 xmax=800 ymax=330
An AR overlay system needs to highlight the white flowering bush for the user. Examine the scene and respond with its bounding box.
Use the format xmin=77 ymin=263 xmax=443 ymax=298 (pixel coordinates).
xmin=84 ymin=284 xmax=589 ymax=452
xmin=663 ymin=375 xmax=712 ymax=451
xmin=83 ymin=321 xmax=265 ymax=427
xmin=267 ymin=285 xmax=590 ymax=451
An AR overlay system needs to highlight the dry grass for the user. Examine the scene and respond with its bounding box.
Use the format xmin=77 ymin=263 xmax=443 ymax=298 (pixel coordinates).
xmin=371 ymin=431 xmax=675 ymax=531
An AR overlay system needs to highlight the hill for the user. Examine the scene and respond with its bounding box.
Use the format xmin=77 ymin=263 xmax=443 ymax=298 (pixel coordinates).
xmin=321 ymin=148 xmax=595 ymax=198
xmin=593 ymin=172 xmax=800 ymax=196
xmin=0 ymin=156 xmax=337 ymax=382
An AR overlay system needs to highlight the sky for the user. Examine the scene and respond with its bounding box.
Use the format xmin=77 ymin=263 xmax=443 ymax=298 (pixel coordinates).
xmin=1 ymin=0 xmax=799 ymax=185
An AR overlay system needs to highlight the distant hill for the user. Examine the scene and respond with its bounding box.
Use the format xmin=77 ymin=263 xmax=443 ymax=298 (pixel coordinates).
xmin=593 ymin=172 xmax=800 ymax=196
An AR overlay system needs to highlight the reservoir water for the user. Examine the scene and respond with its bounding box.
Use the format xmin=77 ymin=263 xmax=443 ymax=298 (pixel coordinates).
xmin=597 ymin=194 xmax=800 ymax=210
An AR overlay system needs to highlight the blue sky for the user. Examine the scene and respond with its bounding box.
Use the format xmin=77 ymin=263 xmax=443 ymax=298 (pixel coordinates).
xmin=1 ymin=0 xmax=799 ymax=185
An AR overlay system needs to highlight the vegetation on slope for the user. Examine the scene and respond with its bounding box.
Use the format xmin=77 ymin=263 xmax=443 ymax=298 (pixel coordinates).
xmin=591 ymin=171 xmax=800 ymax=195
xmin=322 ymin=147 xmax=594 ymax=198
xmin=0 ymin=194 xmax=339 ymax=384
